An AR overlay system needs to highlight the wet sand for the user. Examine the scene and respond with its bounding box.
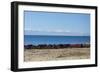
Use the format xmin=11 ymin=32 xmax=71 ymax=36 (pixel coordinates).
xmin=24 ymin=48 xmax=90 ymax=62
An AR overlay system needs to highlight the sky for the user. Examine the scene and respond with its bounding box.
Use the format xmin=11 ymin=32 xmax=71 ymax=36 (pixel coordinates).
xmin=24 ymin=11 xmax=90 ymax=36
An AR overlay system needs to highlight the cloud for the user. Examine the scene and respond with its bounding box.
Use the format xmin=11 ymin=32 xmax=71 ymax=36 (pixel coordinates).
xmin=25 ymin=29 xmax=89 ymax=36
xmin=47 ymin=30 xmax=70 ymax=33
xmin=25 ymin=29 xmax=90 ymax=36
xmin=25 ymin=29 xmax=70 ymax=33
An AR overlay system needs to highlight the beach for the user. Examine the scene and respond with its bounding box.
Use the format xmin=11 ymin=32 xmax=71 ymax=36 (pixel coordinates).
xmin=24 ymin=48 xmax=90 ymax=62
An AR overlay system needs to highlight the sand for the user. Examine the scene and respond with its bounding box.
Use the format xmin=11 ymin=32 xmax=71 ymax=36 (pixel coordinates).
xmin=24 ymin=48 xmax=90 ymax=62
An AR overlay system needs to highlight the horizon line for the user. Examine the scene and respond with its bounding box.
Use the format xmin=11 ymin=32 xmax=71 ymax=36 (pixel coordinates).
xmin=24 ymin=34 xmax=90 ymax=36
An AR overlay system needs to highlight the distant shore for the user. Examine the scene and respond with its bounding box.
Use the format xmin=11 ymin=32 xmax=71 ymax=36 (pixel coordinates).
xmin=24 ymin=44 xmax=90 ymax=49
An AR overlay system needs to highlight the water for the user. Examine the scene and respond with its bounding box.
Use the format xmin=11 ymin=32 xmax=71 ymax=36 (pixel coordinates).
xmin=24 ymin=35 xmax=90 ymax=45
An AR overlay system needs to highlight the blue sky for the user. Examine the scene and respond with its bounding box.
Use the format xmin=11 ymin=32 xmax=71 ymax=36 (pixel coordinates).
xmin=24 ymin=11 xmax=90 ymax=36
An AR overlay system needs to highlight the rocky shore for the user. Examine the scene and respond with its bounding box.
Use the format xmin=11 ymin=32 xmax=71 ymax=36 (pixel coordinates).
xmin=24 ymin=44 xmax=90 ymax=49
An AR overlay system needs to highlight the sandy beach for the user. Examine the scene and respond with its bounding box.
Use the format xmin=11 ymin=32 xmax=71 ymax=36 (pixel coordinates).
xmin=24 ymin=48 xmax=90 ymax=62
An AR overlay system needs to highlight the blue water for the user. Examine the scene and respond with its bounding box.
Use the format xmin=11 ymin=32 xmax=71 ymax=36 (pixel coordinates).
xmin=24 ymin=35 xmax=90 ymax=45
